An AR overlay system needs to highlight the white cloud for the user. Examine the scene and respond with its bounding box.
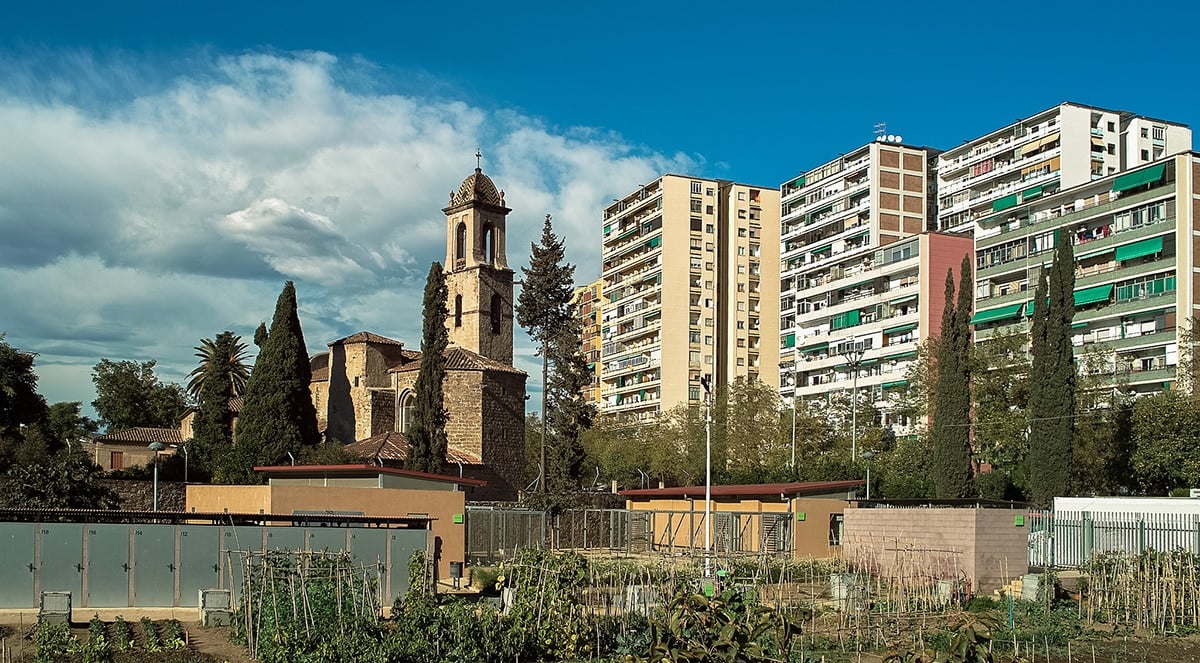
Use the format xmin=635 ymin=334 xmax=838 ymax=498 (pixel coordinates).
xmin=0 ymin=50 xmax=689 ymax=413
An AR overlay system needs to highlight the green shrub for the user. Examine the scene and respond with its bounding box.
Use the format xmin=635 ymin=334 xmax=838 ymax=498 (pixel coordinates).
xmin=34 ymin=622 xmax=73 ymax=663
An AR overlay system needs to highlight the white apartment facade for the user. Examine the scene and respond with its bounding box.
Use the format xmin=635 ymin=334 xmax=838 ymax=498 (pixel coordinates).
xmin=937 ymin=103 xmax=1191 ymax=235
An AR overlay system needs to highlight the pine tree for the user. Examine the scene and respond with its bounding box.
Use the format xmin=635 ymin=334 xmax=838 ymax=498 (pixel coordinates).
xmin=406 ymin=262 xmax=450 ymax=474
xmin=190 ymin=332 xmax=246 ymax=483
xmin=1028 ymin=233 xmax=1076 ymax=506
xmin=544 ymin=314 xmax=595 ymax=491
xmin=930 ymin=261 xmax=972 ymax=498
xmin=235 ymin=282 xmax=321 ymax=475
xmin=515 ymin=214 xmax=576 ymax=493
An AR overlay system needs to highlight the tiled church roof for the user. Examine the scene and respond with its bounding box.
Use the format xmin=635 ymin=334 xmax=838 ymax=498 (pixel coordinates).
xmin=344 ymin=431 xmax=482 ymax=465
xmin=94 ymin=427 xmax=184 ymax=445
xmin=328 ymin=331 xmax=405 ymax=347
xmin=390 ymin=346 xmax=525 ymax=376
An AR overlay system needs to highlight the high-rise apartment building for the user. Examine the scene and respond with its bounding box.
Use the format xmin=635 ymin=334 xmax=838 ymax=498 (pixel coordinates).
xmin=936 ymin=102 xmax=1191 ymax=235
xmin=778 ymin=141 xmax=973 ymax=435
xmin=971 ymin=152 xmax=1200 ymax=395
xmin=574 ymin=278 xmax=604 ymax=406
xmin=597 ymin=175 xmax=780 ymax=420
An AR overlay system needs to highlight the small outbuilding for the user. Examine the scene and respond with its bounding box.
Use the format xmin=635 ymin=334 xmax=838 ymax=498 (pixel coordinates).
xmin=186 ymin=464 xmax=485 ymax=581
xmin=618 ymin=480 xmax=862 ymax=558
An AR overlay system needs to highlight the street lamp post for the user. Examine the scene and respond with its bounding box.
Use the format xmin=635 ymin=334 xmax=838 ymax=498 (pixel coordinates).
xmin=862 ymin=451 xmax=875 ymax=500
xmin=839 ymin=342 xmax=866 ymax=461
xmin=148 ymin=442 xmax=166 ymax=511
xmin=700 ymin=374 xmax=713 ymax=578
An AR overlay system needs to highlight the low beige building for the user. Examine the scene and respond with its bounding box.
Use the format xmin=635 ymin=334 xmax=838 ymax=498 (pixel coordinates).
xmin=186 ymin=464 xmax=484 ymax=581
xmin=619 ymin=480 xmax=861 ymax=558
xmin=83 ymin=427 xmax=180 ymax=472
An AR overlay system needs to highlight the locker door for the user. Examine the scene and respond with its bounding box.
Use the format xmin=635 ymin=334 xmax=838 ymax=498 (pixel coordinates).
xmin=39 ymin=524 xmax=83 ymax=602
xmin=0 ymin=523 xmax=36 ymax=608
xmin=306 ymin=527 xmax=348 ymax=554
xmin=86 ymin=524 xmax=130 ymax=608
xmin=265 ymin=527 xmax=304 ymax=552
xmin=178 ymin=526 xmax=221 ymax=607
xmin=133 ymin=525 xmax=175 ymax=606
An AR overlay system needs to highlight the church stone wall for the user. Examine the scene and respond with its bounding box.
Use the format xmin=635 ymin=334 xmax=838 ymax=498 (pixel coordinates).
xmin=479 ymin=371 xmax=527 ymax=499
xmin=370 ymin=389 xmax=396 ymax=438
xmin=325 ymin=345 xmax=355 ymax=443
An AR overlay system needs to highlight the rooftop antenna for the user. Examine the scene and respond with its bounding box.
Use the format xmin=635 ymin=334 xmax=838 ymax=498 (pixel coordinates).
xmin=874 ymin=122 xmax=887 ymax=139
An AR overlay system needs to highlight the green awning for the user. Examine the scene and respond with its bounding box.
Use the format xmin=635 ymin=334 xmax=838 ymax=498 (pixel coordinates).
xmin=1077 ymin=245 xmax=1114 ymax=260
xmin=647 ymin=236 xmax=662 ymax=248
xmin=603 ymin=224 xmax=611 ymax=234
xmin=884 ymin=323 xmax=918 ymax=335
xmin=1022 ymin=185 xmax=1043 ymax=201
xmin=784 ymin=333 xmax=795 ymax=348
xmin=992 ymin=194 xmax=1020 ymax=211
xmin=881 ymin=380 xmax=909 ymax=390
xmin=1074 ymin=284 xmax=1113 ymax=307
xmin=889 ymin=294 xmax=918 ymax=305
xmin=810 ymin=244 xmax=832 ymax=254
xmin=1114 ymin=236 xmax=1163 ymax=262
xmin=617 ymin=227 xmax=639 ymax=240
xmin=1112 ymin=163 xmax=1166 ymax=193
xmin=792 ymin=176 xmax=805 ymax=188
xmin=970 ymin=302 xmax=1025 ymax=325
xmin=846 ymin=231 xmax=870 ymax=241
xmin=885 ymin=351 xmax=918 ymax=361
xmin=801 ymin=342 xmax=828 ymax=353
xmin=1071 ymin=322 xmax=1088 ymax=329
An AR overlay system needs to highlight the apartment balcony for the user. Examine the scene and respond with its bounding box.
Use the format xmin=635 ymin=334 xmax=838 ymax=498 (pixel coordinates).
xmin=601 ymin=337 xmax=659 ymax=359
xmin=1077 ymin=329 xmax=1174 ymax=353
xmin=603 ymin=355 xmax=660 ymax=380
xmin=1126 ymin=366 xmax=1176 ymax=387
xmin=938 ymin=124 xmax=1054 ymax=176
xmin=939 ymin=145 xmax=1061 ymax=198
xmin=977 ymin=184 xmax=1173 ymax=250
xmin=601 ymin=393 xmax=661 ymax=414
xmin=780 ymin=154 xmax=871 ymax=207
xmin=782 ymin=183 xmax=872 ymax=230
xmin=939 ymin=166 xmax=1062 ymax=220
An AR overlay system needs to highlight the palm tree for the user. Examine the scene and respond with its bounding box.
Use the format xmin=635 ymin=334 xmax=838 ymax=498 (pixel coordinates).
xmin=186 ymin=332 xmax=251 ymax=400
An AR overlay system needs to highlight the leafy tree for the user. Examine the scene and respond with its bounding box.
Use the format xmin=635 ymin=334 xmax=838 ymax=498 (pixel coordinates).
xmin=930 ymin=258 xmax=973 ymax=498
xmin=1071 ymin=345 xmax=1135 ymax=495
xmin=879 ymin=434 xmax=935 ymax=498
xmin=1027 ymin=233 xmax=1076 ymax=506
xmin=190 ymin=331 xmax=249 ymax=484
xmin=91 ymin=359 xmax=187 ymax=431
xmin=969 ymin=331 xmax=1032 ymax=495
xmin=1130 ymin=391 xmax=1200 ymax=493
xmin=253 ymin=322 xmax=269 ymax=348
xmin=235 ymin=282 xmax=321 ymax=473
xmin=0 ymin=336 xmax=49 ymax=442
xmin=406 ymin=262 xmax=450 ymax=474
xmin=185 ymin=333 xmax=250 ymax=399
xmin=515 ymin=214 xmax=578 ymax=493
xmin=44 ymin=402 xmax=99 ymax=453
xmin=0 ymin=453 xmax=119 ymax=509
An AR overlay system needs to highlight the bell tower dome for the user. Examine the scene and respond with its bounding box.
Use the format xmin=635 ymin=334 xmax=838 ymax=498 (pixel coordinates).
xmin=442 ymin=154 xmax=514 ymax=365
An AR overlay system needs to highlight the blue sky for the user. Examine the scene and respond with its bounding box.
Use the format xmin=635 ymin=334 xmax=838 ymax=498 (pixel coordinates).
xmin=2 ymin=0 xmax=1197 ymax=416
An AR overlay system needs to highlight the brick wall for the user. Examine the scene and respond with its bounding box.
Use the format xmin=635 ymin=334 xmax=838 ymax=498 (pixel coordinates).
xmin=843 ymin=507 xmax=1029 ymax=594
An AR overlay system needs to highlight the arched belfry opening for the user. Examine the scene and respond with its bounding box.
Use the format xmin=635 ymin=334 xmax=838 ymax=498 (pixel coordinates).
xmin=455 ymin=222 xmax=467 ymax=268
xmin=483 ymin=224 xmax=496 ymax=265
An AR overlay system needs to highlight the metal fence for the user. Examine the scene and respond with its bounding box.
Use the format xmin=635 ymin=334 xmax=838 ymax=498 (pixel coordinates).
xmin=1028 ymin=509 xmax=1200 ymax=568
xmin=465 ymin=506 xmax=793 ymax=564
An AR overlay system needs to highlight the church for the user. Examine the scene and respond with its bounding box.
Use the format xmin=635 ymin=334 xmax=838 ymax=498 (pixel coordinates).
xmin=308 ymin=164 xmax=528 ymax=501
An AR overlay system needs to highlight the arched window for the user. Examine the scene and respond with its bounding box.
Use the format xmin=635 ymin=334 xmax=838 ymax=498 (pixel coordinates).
xmin=454 ymin=294 xmax=463 ymax=327
xmin=490 ymin=293 xmax=502 ymax=334
xmin=455 ymin=222 xmax=467 ymax=264
xmin=483 ymin=224 xmax=495 ymax=264
xmin=398 ymin=392 xmax=416 ymax=435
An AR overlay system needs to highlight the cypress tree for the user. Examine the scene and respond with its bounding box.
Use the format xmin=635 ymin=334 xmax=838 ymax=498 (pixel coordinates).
xmin=1028 ymin=233 xmax=1076 ymax=506
xmin=235 ymin=282 xmax=321 ymax=474
xmin=930 ymin=262 xmax=972 ymax=498
xmin=406 ymin=262 xmax=450 ymax=474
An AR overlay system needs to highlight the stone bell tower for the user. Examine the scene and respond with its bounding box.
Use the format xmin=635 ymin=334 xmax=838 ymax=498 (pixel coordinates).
xmin=442 ymin=155 xmax=514 ymax=365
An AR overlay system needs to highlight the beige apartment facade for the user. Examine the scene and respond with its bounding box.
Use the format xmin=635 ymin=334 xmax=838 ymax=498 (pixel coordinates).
xmin=574 ymin=279 xmax=604 ymax=406
xmin=597 ymin=175 xmax=780 ymax=421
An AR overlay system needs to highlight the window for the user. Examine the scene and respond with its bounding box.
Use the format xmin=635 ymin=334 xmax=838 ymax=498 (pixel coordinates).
xmin=706 ymin=205 xmax=714 ymax=215
xmin=704 ymin=298 xmax=713 ymax=308
xmin=690 ymin=198 xmax=703 ymax=213
xmin=706 ymin=243 xmax=714 ymax=252
xmin=737 ymin=265 xmax=746 ymax=274
xmin=1153 ymin=126 xmax=1166 ymax=140
xmin=454 ymin=294 xmax=463 ymax=327
xmin=706 ymin=187 xmax=714 ymax=196
xmin=737 ymin=358 xmax=745 ymax=366
xmin=737 ymin=284 xmax=745 ymax=292
xmin=737 ymin=321 xmax=745 ymax=330
xmin=690 ymin=257 xmax=702 ymax=269
xmin=738 ymin=228 xmax=747 ymax=237
xmin=706 ymin=224 xmax=714 ymax=233
xmin=704 ymin=355 xmax=713 ymax=365
xmin=690 ymin=331 xmax=701 ymax=343
xmin=110 ymin=451 xmax=125 ymax=470
xmin=704 ymin=280 xmax=713 ymax=289
xmin=737 ymin=302 xmax=746 ymax=311
xmin=738 ymin=192 xmax=746 ymax=201
xmin=705 ymin=262 xmax=714 ymax=270
xmin=490 ymin=293 xmax=502 ymax=333
xmin=705 ymin=335 xmax=713 ymax=345
xmin=1141 ymin=149 xmax=1150 ymax=161
xmin=689 ymin=386 xmax=702 ymax=401
xmin=398 ymin=392 xmax=416 ymax=434
xmin=690 ymin=238 xmax=702 ymax=250
xmin=689 ymin=350 xmax=701 ymax=362
xmin=1107 ymin=144 xmax=1115 ymax=155
xmin=691 ymin=217 xmax=702 ymax=231
xmin=691 ymin=180 xmax=703 ymax=194
xmin=1141 ymin=127 xmax=1150 ymax=138
xmin=738 ymin=210 xmax=747 ymax=219
xmin=1107 ymin=121 xmax=1115 ymax=132
xmin=737 ymin=246 xmax=746 ymax=256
